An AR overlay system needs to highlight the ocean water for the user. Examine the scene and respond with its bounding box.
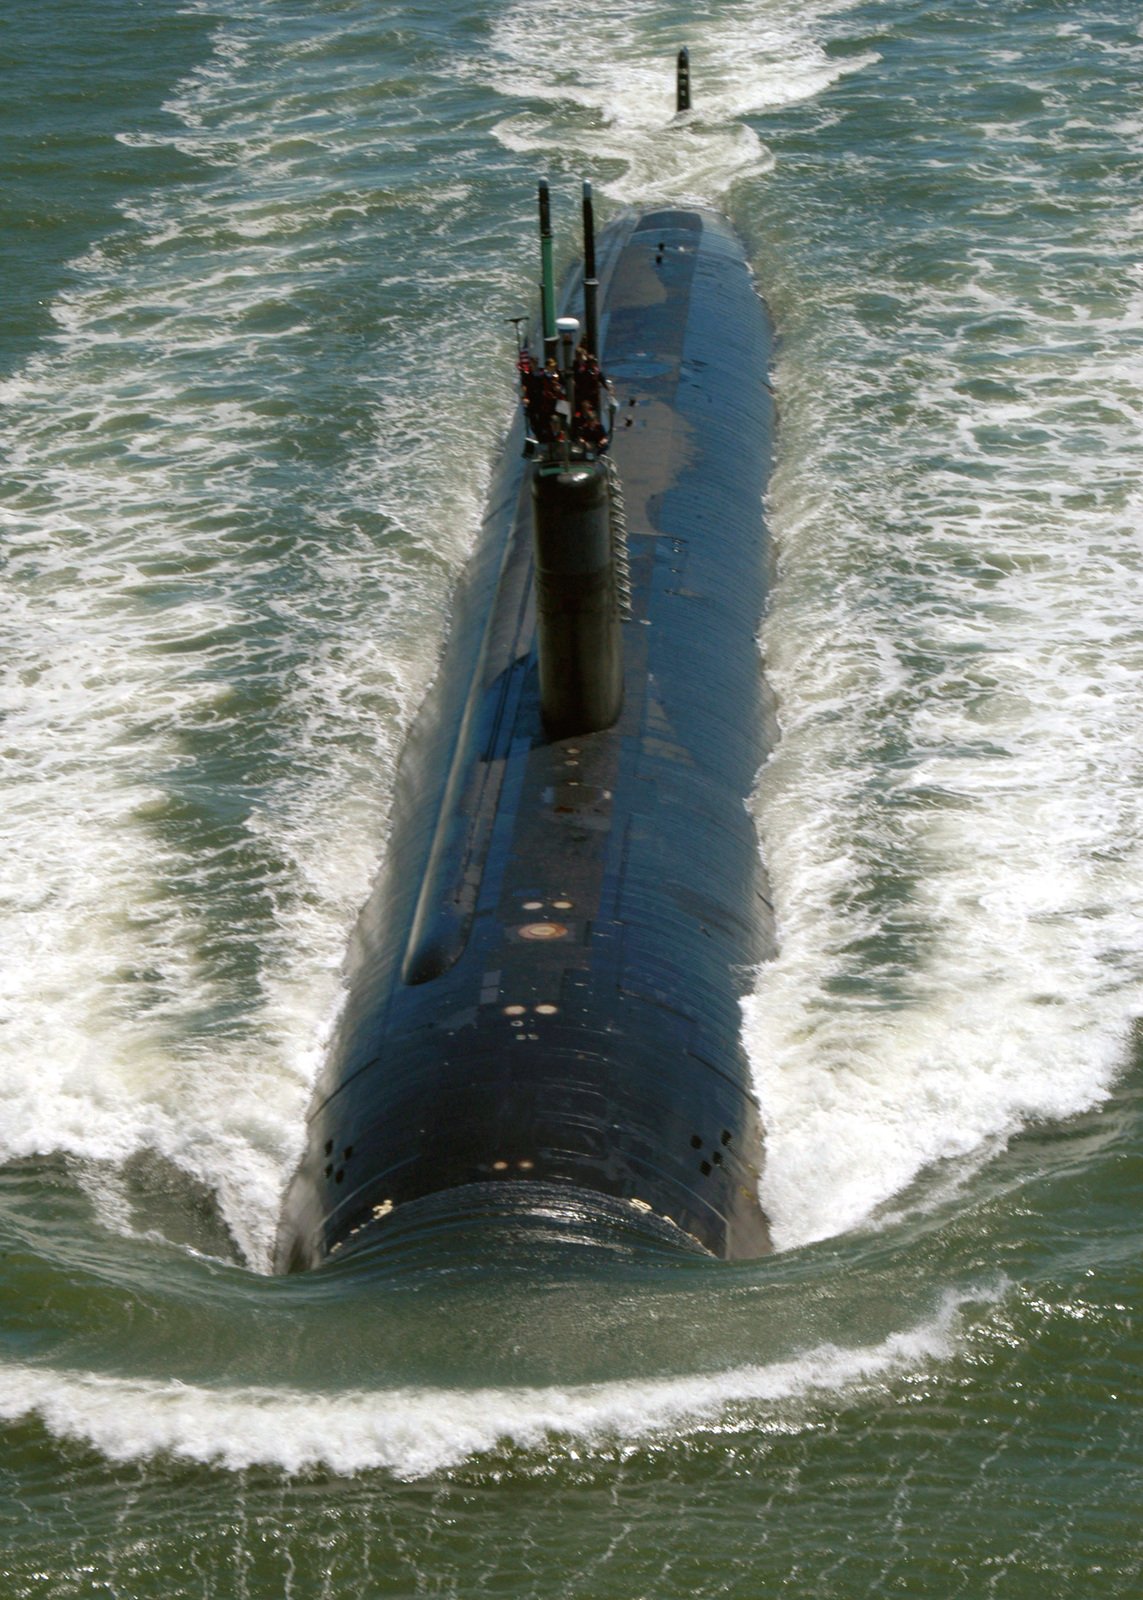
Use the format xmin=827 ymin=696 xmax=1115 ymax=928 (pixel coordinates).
xmin=1 ymin=0 xmax=1141 ymax=1593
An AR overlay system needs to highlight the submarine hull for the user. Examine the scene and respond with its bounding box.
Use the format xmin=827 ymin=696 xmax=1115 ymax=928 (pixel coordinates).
xmin=276 ymin=208 xmax=777 ymax=1270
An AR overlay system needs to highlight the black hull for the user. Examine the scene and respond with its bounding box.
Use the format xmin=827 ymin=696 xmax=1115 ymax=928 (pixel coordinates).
xmin=276 ymin=208 xmax=777 ymax=1270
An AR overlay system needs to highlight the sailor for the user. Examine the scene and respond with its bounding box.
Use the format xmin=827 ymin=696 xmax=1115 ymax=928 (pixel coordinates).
xmin=573 ymin=344 xmax=602 ymax=416
xmin=518 ymin=349 xmax=547 ymax=442
xmin=576 ymin=401 xmax=608 ymax=454
xmin=540 ymin=357 xmax=566 ymax=442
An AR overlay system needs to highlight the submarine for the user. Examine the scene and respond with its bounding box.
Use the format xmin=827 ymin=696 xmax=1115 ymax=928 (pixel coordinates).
xmin=275 ymin=83 xmax=777 ymax=1269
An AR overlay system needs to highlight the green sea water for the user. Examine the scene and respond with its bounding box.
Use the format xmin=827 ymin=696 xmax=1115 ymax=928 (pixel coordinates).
xmin=2 ymin=0 xmax=1141 ymax=1594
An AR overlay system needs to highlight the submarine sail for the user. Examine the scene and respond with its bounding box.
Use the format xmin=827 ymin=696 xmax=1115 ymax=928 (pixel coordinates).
xmin=275 ymin=194 xmax=777 ymax=1270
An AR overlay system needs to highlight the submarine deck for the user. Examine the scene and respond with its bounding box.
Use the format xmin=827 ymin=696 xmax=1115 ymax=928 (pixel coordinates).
xmin=275 ymin=208 xmax=777 ymax=1270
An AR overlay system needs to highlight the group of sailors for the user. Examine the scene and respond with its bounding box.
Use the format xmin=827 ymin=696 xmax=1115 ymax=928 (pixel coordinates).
xmin=518 ymin=344 xmax=613 ymax=455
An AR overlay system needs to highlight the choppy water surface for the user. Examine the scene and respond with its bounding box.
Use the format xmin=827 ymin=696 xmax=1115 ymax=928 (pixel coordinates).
xmin=1 ymin=0 xmax=1141 ymax=1593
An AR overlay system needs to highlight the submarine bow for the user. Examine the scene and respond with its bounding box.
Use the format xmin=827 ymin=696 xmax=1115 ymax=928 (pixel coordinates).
xmin=276 ymin=203 xmax=777 ymax=1270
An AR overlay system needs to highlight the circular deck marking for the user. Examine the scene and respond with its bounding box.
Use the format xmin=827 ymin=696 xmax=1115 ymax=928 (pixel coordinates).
xmin=519 ymin=921 xmax=568 ymax=941
xmin=522 ymin=900 xmax=544 ymax=911
xmin=552 ymin=899 xmax=573 ymax=910
xmin=503 ymin=1004 xmax=526 ymax=1017
xmin=535 ymin=1003 xmax=559 ymax=1016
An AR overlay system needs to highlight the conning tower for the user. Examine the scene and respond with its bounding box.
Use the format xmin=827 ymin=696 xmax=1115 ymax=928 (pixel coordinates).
xmin=523 ymin=182 xmax=623 ymax=740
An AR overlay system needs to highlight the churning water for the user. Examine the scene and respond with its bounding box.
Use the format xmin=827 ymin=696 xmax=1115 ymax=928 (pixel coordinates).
xmin=2 ymin=0 xmax=1141 ymax=1593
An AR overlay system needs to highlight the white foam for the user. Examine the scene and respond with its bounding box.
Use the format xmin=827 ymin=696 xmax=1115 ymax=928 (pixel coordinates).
xmin=746 ymin=50 xmax=1143 ymax=1246
xmin=0 ymin=1286 xmax=987 ymax=1477
xmin=479 ymin=0 xmax=874 ymax=204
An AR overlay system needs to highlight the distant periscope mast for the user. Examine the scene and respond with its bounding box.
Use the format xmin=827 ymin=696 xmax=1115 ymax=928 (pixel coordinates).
xmin=274 ymin=52 xmax=777 ymax=1271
